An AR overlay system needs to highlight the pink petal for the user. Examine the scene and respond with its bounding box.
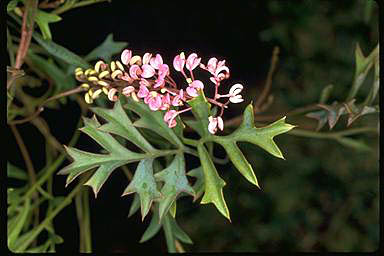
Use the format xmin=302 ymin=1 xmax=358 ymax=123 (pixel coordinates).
xmin=186 ymin=86 xmax=198 ymax=97
xmin=158 ymin=64 xmax=169 ymax=78
xmin=129 ymin=65 xmax=141 ymax=79
xmin=186 ymin=53 xmax=201 ymax=71
xmin=215 ymin=66 xmax=230 ymax=77
xmin=164 ymin=110 xmax=177 ymax=122
xmin=122 ymin=86 xmax=135 ymax=96
xmin=108 ymin=88 xmax=118 ymax=102
xmin=141 ymin=64 xmax=155 ymax=78
xmin=143 ymin=53 xmax=152 ymax=65
xmin=137 ymin=85 xmax=149 ymax=98
xmin=190 ymin=80 xmax=204 ymax=89
xmin=139 ymin=78 xmax=151 ymax=87
xmin=173 ymin=55 xmax=185 ymax=72
xmin=153 ymin=78 xmax=165 ymax=88
xmin=208 ymin=117 xmax=218 ymax=134
xmin=217 ymin=116 xmax=224 ymax=131
xmin=121 ymin=49 xmax=132 ymax=65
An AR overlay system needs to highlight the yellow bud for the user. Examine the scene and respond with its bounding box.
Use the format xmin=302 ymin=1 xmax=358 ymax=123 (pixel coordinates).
xmin=131 ymin=91 xmax=139 ymax=102
xmin=75 ymin=67 xmax=83 ymax=73
xmin=111 ymin=70 xmax=123 ymax=80
xmin=115 ymin=60 xmax=124 ymax=71
xmin=102 ymin=87 xmax=109 ymax=95
xmin=97 ymin=80 xmax=109 ymax=87
xmin=89 ymin=70 xmax=97 ymax=75
xmin=98 ymin=70 xmax=109 ymax=79
xmin=110 ymin=61 xmax=116 ymax=72
xmin=160 ymin=88 xmax=167 ymax=93
xmin=92 ymin=89 xmax=103 ymax=99
xmin=75 ymin=70 xmax=84 ymax=77
xmin=129 ymin=55 xmax=142 ymax=65
xmin=94 ymin=60 xmax=104 ymax=73
xmin=84 ymin=69 xmax=93 ymax=76
xmin=88 ymin=89 xmax=93 ymax=97
xmin=88 ymin=76 xmax=98 ymax=82
xmin=84 ymin=93 xmax=93 ymax=104
xmin=186 ymin=78 xmax=192 ymax=84
xmin=80 ymin=83 xmax=90 ymax=89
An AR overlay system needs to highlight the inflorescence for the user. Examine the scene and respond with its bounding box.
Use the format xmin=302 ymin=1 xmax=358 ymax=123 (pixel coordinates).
xmin=74 ymin=49 xmax=244 ymax=134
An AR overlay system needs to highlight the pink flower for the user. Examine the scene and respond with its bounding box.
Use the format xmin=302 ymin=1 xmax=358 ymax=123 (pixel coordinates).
xmin=158 ymin=64 xmax=169 ymax=79
xmin=150 ymin=54 xmax=163 ymax=69
xmin=186 ymin=80 xmax=204 ymax=97
xmin=186 ymin=53 xmax=201 ymax=71
xmin=153 ymin=77 xmax=165 ymax=88
xmin=208 ymin=116 xmax=224 ymax=134
xmin=139 ymin=78 xmax=151 ymax=87
xmin=143 ymin=53 xmax=152 ymax=65
xmin=164 ymin=110 xmax=178 ymax=128
xmin=121 ymin=49 xmax=132 ymax=65
xmin=201 ymin=58 xmax=230 ymax=81
xmin=120 ymin=72 xmax=134 ymax=84
xmin=122 ymin=86 xmax=135 ymax=96
xmin=129 ymin=65 xmax=142 ymax=79
xmin=160 ymin=93 xmax=171 ymax=110
xmin=141 ymin=64 xmax=155 ymax=78
xmin=108 ymin=88 xmax=118 ymax=102
xmin=172 ymin=89 xmax=184 ymax=106
xmin=137 ymin=84 xmax=149 ymax=98
xmin=173 ymin=52 xmax=186 ymax=72
xmin=145 ymin=91 xmax=162 ymax=111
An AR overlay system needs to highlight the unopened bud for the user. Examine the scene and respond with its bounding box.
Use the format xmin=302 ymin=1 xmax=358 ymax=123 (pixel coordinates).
xmin=94 ymin=61 xmax=105 ymax=73
xmin=84 ymin=92 xmax=93 ymax=104
xmin=102 ymin=87 xmax=109 ymax=95
xmin=110 ymin=61 xmax=116 ymax=72
xmin=98 ymin=70 xmax=109 ymax=79
xmin=88 ymin=76 xmax=98 ymax=82
xmin=129 ymin=55 xmax=142 ymax=65
xmin=115 ymin=61 xmax=124 ymax=71
xmin=111 ymin=70 xmax=123 ymax=80
xmin=92 ymin=89 xmax=103 ymax=99
xmin=80 ymin=83 xmax=90 ymax=89
xmin=131 ymin=91 xmax=139 ymax=102
xmin=97 ymin=80 xmax=109 ymax=87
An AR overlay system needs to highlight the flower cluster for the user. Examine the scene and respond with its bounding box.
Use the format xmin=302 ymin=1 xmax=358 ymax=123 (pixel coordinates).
xmin=74 ymin=49 xmax=244 ymax=134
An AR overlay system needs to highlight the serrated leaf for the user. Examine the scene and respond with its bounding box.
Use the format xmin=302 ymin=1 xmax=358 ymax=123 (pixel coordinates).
xmin=27 ymin=51 xmax=76 ymax=91
xmin=168 ymin=215 xmax=193 ymax=244
xmin=34 ymin=10 xmax=62 ymax=40
xmin=140 ymin=205 xmax=162 ymax=243
xmin=58 ymin=116 xmax=145 ymax=194
xmin=85 ymin=33 xmax=128 ymax=63
xmin=91 ymin=100 xmax=155 ymax=153
xmin=122 ymin=159 xmax=162 ymax=221
xmin=154 ymin=154 xmax=195 ymax=221
xmin=219 ymin=104 xmax=295 ymax=159
xmin=197 ymin=144 xmax=230 ymax=221
xmin=186 ymin=91 xmax=211 ymax=138
xmin=187 ymin=167 xmax=205 ymax=202
xmin=7 ymin=162 xmax=28 ymax=180
xmin=128 ymin=193 xmax=140 ymax=217
xmin=124 ymin=97 xmax=183 ymax=148
xmin=32 ymin=32 xmax=90 ymax=69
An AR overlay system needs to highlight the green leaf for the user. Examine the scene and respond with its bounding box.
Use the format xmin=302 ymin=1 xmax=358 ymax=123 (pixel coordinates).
xmin=319 ymin=84 xmax=334 ymax=104
xmin=336 ymin=137 xmax=372 ymax=152
xmin=7 ymin=162 xmax=28 ymax=180
xmin=218 ymin=104 xmax=295 ymax=159
xmin=122 ymin=159 xmax=162 ymax=221
xmin=7 ymin=0 xmax=22 ymax=13
xmin=85 ymin=33 xmax=128 ymax=63
xmin=187 ymin=167 xmax=205 ymax=202
xmin=8 ymin=199 xmax=31 ymax=251
xmin=168 ymin=214 xmax=193 ymax=244
xmin=32 ymin=32 xmax=90 ymax=69
xmin=124 ymin=97 xmax=183 ymax=148
xmin=197 ymin=144 xmax=230 ymax=221
xmin=58 ymin=116 xmax=145 ymax=196
xmin=169 ymin=201 xmax=176 ymax=218
xmin=91 ymin=100 xmax=155 ymax=153
xmin=27 ymin=51 xmax=76 ymax=91
xmin=128 ymin=193 xmax=141 ymax=217
xmin=186 ymin=91 xmax=211 ymax=138
xmin=34 ymin=10 xmax=62 ymax=40
xmin=140 ymin=206 xmax=162 ymax=243
xmin=154 ymin=154 xmax=195 ymax=221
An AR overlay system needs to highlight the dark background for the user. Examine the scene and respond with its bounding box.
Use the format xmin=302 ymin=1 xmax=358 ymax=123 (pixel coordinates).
xmin=7 ymin=0 xmax=380 ymax=253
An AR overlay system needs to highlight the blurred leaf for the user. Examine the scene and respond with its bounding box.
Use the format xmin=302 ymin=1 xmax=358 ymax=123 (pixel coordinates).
xmin=317 ymin=102 xmax=346 ymax=129
xmin=34 ymin=10 xmax=62 ymax=40
xmin=32 ymin=32 xmax=90 ymax=68
xmin=7 ymin=0 xmax=22 ymax=13
xmin=58 ymin=116 xmax=145 ymax=196
xmin=91 ymin=100 xmax=155 ymax=153
xmin=336 ymin=137 xmax=372 ymax=152
xmin=7 ymin=162 xmax=28 ymax=180
xmin=8 ymin=199 xmax=31 ymax=251
xmin=27 ymin=51 xmax=76 ymax=91
xmin=122 ymin=158 xmax=162 ymax=221
xmin=154 ymin=154 xmax=195 ymax=221
xmin=124 ymin=97 xmax=183 ymax=148
xmin=85 ymin=33 xmax=128 ymax=62
xmin=306 ymin=110 xmax=329 ymax=131
xmin=319 ymin=84 xmax=334 ymax=104
xmin=197 ymin=143 xmax=230 ymax=221
xmin=169 ymin=201 xmax=176 ymax=218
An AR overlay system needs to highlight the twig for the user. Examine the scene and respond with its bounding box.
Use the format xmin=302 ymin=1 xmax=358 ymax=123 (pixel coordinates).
xmin=288 ymin=126 xmax=377 ymax=139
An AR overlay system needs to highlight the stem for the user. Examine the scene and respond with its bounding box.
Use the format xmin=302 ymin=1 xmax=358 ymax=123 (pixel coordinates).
xmin=82 ymin=189 xmax=92 ymax=252
xmin=254 ymin=46 xmax=280 ymax=110
xmin=53 ymin=0 xmax=111 ymax=15
xmin=288 ymin=126 xmax=377 ymax=139
xmin=7 ymin=27 xmax=16 ymax=66
xmin=163 ymin=216 xmax=176 ymax=253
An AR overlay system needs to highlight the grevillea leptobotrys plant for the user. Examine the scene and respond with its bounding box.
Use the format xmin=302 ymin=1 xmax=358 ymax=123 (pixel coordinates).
xmin=58 ymin=49 xmax=295 ymax=244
